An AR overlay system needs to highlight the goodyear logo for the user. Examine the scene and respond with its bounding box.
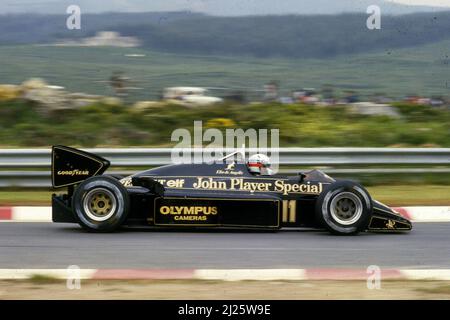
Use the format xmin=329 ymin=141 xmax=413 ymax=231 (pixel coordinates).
xmin=57 ymin=170 xmax=89 ymax=176
xmin=159 ymin=206 xmax=218 ymax=221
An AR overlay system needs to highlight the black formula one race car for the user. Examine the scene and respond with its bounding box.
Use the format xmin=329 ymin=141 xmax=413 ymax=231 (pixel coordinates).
xmin=51 ymin=145 xmax=412 ymax=235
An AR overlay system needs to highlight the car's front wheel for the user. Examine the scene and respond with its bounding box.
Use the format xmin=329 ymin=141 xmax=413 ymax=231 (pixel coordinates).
xmin=315 ymin=181 xmax=372 ymax=235
xmin=72 ymin=176 xmax=129 ymax=232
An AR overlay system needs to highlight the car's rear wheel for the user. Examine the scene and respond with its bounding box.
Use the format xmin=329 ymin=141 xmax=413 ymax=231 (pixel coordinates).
xmin=315 ymin=181 xmax=372 ymax=235
xmin=72 ymin=176 xmax=129 ymax=232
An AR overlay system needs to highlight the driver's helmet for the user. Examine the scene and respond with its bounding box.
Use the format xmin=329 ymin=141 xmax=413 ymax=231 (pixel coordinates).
xmin=247 ymin=154 xmax=272 ymax=175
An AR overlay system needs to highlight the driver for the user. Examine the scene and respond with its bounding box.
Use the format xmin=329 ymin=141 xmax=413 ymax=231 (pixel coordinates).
xmin=247 ymin=154 xmax=273 ymax=176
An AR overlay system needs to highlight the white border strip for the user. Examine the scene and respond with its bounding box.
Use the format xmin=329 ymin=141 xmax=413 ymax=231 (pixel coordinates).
xmin=12 ymin=207 xmax=52 ymax=222
xmin=405 ymin=207 xmax=450 ymax=222
xmin=0 ymin=269 xmax=450 ymax=281
xmin=194 ymin=269 xmax=306 ymax=281
xmin=399 ymin=269 xmax=450 ymax=281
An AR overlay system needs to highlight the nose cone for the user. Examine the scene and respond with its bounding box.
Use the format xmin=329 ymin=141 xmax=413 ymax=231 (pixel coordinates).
xmin=367 ymin=200 xmax=412 ymax=232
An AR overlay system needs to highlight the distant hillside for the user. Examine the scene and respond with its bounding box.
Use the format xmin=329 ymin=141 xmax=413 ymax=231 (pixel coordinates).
xmin=114 ymin=12 xmax=450 ymax=58
xmin=0 ymin=12 xmax=202 ymax=45
xmin=1 ymin=11 xmax=450 ymax=59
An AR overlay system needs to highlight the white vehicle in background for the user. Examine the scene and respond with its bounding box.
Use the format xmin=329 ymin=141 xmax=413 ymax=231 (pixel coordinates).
xmin=163 ymin=87 xmax=223 ymax=107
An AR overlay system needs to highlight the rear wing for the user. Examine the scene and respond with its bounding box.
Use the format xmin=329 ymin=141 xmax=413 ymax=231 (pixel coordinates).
xmin=51 ymin=145 xmax=110 ymax=188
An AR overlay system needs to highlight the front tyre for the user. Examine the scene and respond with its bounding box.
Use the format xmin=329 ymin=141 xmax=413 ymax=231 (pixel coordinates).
xmin=315 ymin=181 xmax=372 ymax=235
xmin=72 ymin=176 xmax=129 ymax=232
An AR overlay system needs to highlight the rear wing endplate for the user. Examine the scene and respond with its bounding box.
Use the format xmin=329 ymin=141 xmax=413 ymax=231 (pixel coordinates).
xmin=51 ymin=145 xmax=110 ymax=188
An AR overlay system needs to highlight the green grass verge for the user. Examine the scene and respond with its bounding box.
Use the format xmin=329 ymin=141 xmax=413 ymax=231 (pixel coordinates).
xmin=0 ymin=191 xmax=53 ymax=206
xmin=1 ymin=185 xmax=449 ymax=206
xmin=366 ymin=185 xmax=450 ymax=206
xmin=28 ymin=274 xmax=60 ymax=284
xmin=0 ymin=99 xmax=449 ymax=147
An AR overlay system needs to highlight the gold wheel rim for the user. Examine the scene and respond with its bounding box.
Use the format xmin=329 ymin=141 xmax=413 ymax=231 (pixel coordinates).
xmin=83 ymin=188 xmax=117 ymax=222
xmin=90 ymin=192 xmax=113 ymax=216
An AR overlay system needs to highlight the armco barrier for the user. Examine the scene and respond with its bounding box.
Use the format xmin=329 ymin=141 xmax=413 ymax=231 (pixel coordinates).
xmin=0 ymin=148 xmax=449 ymax=188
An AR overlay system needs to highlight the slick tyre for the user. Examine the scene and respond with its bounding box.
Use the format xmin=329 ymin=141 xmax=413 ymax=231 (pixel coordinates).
xmin=72 ymin=176 xmax=130 ymax=232
xmin=315 ymin=181 xmax=372 ymax=235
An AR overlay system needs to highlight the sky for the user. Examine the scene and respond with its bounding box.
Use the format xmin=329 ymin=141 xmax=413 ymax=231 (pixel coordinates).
xmin=1 ymin=0 xmax=449 ymax=15
xmin=390 ymin=0 xmax=450 ymax=5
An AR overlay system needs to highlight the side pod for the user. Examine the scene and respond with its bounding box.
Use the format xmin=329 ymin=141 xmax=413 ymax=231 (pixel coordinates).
xmin=51 ymin=145 xmax=110 ymax=188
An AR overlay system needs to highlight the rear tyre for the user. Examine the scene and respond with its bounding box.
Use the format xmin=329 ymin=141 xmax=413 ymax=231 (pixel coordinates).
xmin=72 ymin=176 xmax=129 ymax=232
xmin=315 ymin=181 xmax=372 ymax=235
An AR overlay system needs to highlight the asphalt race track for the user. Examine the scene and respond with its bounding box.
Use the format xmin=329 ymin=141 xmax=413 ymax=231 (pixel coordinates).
xmin=0 ymin=223 xmax=449 ymax=269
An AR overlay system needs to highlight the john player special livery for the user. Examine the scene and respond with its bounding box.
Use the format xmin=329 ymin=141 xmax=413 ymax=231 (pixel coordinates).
xmin=51 ymin=146 xmax=412 ymax=235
